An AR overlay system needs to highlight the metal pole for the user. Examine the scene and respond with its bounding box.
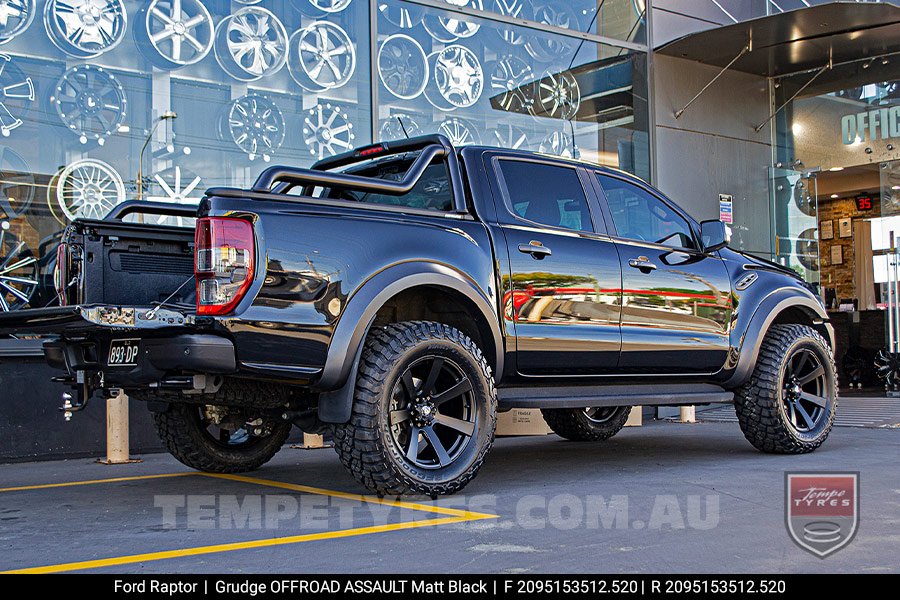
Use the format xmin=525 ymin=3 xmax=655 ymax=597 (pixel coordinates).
xmin=674 ymin=42 xmax=750 ymax=119
xmin=893 ymin=247 xmax=900 ymax=353
xmin=754 ymin=62 xmax=830 ymax=132
xmin=104 ymin=391 xmax=131 ymax=464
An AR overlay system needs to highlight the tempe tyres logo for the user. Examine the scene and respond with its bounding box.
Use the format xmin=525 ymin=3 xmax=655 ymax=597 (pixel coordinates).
xmin=785 ymin=472 xmax=859 ymax=558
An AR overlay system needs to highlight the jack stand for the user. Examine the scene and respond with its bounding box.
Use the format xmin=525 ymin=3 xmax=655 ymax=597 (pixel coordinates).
xmin=679 ymin=406 xmax=696 ymax=423
xmin=97 ymin=390 xmax=142 ymax=465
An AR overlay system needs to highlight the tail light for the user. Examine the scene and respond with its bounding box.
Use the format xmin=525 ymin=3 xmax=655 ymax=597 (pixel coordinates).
xmin=194 ymin=217 xmax=255 ymax=316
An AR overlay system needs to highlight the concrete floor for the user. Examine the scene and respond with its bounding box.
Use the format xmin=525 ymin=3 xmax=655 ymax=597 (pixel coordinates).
xmin=1 ymin=420 xmax=898 ymax=574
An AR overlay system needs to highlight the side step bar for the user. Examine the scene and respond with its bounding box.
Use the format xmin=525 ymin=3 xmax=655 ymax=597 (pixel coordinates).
xmin=498 ymin=383 xmax=734 ymax=410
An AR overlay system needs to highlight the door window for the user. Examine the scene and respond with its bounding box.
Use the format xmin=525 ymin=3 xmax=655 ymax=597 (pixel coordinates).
xmin=499 ymin=161 xmax=593 ymax=232
xmin=597 ymin=174 xmax=696 ymax=249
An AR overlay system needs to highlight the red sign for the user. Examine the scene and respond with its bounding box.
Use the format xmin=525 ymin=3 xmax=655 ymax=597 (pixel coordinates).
xmin=855 ymin=195 xmax=874 ymax=211
xmin=785 ymin=472 xmax=859 ymax=557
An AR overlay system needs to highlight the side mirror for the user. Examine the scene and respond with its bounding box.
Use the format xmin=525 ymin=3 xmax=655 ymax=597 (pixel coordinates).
xmin=700 ymin=220 xmax=729 ymax=252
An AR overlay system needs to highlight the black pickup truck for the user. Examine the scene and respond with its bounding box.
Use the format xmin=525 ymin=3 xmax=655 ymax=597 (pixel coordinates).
xmin=0 ymin=134 xmax=837 ymax=497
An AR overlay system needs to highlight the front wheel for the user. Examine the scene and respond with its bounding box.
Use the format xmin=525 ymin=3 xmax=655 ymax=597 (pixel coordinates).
xmin=734 ymin=324 xmax=838 ymax=453
xmin=332 ymin=321 xmax=497 ymax=497
xmin=541 ymin=406 xmax=631 ymax=441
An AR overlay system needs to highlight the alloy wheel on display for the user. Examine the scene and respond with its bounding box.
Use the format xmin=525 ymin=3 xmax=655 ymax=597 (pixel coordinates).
xmin=302 ymin=103 xmax=355 ymax=159
xmin=55 ymin=158 xmax=126 ymax=221
xmin=0 ymin=0 xmax=34 ymax=45
xmin=539 ymin=129 xmax=577 ymax=158
xmin=377 ymin=2 xmax=423 ymax=30
xmin=533 ymin=69 xmax=580 ymax=120
xmin=488 ymin=55 xmax=534 ymax=114
xmin=0 ymin=146 xmax=34 ymax=219
xmin=380 ymin=113 xmax=421 ymax=141
xmin=438 ymin=117 xmax=479 ymax=146
xmin=214 ymin=6 xmax=287 ymax=82
xmin=145 ymin=165 xmax=201 ymax=227
xmin=52 ymin=64 xmax=127 ymax=146
xmin=44 ymin=0 xmax=127 ymax=58
xmin=388 ymin=355 xmax=477 ymax=470
xmin=525 ymin=1 xmax=579 ymax=63
xmin=224 ymin=92 xmax=285 ymax=161
xmin=433 ymin=45 xmax=483 ymax=109
xmin=377 ymin=33 xmax=428 ymax=100
xmin=0 ymin=223 xmax=37 ymax=311
xmin=138 ymin=0 xmax=214 ymax=69
xmin=0 ymin=53 xmax=34 ymax=137
xmin=288 ymin=21 xmax=356 ymax=92
xmin=488 ymin=123 xmax=528 ymax=149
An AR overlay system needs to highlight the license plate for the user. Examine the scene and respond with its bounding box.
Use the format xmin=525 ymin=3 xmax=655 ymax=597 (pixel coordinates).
xmin=107 ymin=339 xmax=140 ymax=367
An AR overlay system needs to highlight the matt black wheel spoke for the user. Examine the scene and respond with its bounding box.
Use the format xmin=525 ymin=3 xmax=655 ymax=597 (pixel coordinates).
xmin=406 ymin=425 xmax=421 ymax=461
xmin=434 ymin=412 xmax=475 ymax=436
xmin=799 ymin=391 xmax=828 ymax=408
xmin=794 ymin=401 xmax=816 ymax=429
xmin=793 ymin=351 xmax=809 ymax=377
xmin=423 ymin=425 xmax=451 ymax=467
xmin=390 ymin=408 xmax=411 ymax=424
xmin=432 ymin=376 xmax=472 ymax=406
xmin=798 ymin=364 xmax=825 ymax=386
xmin=400 ymin=370 xmax=417 ymax=400
xmin=421 ymin=358 xmax=444 ymax=397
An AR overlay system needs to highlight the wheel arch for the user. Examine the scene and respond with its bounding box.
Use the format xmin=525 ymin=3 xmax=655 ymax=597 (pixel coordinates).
xmin=724 ymin=289 xmax=834 ymax=388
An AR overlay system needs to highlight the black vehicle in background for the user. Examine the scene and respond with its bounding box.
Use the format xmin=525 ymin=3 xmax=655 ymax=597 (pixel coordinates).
xmin=0 ymin=135 xmax=838 ymax=496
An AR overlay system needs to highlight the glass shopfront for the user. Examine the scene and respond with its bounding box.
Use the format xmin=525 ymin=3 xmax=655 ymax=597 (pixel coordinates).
xmin=0 ymin=0 xmax=649 ymax=324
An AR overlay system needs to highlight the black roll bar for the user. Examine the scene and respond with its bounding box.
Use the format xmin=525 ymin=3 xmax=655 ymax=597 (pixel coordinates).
xmin=105 ymin=200 xmax=198 ymax=221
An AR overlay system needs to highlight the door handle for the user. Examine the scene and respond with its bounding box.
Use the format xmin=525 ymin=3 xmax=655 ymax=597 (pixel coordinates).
xmin=518 ymin=241 xmax=552 ymax=259
xmin=628 ymin=256 xmax=657 ymax=272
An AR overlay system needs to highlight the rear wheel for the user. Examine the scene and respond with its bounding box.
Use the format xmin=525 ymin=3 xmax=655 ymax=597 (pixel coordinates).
xmin=734 ymin=324 xmax=837 ymax=453
xmin=149 ymin=381 xmax=292 ymax=472
xmin=541 ymin=406 xmax=631 ymax=441
xmin=332 ymin=321 xmax=497 ymax=496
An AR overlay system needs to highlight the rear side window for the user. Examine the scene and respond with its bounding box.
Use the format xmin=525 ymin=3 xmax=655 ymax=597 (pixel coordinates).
xmin=596 ymin=174 xmax=696 ymax=249
xmin=498 ymin=161 xmax=592 ymax=232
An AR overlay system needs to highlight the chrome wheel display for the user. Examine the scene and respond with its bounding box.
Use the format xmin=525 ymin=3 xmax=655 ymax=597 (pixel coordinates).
xmin=423 ymin=0 xmax=481 ymax=43
xmin=539 ymin=129 xmax=577 ymax=158
xmin=438 ymin=117 xmax=479 ymax=146
xmin=488 ymin=123 xmax=527 ymax=149
xmin=0 ymin=53 xmax=34 ymax=137
xmin=214 ymin=6 xmax=287 ymax=82
xmin=288 ymin=21 xmax=355 ymax=92
xmin=55 ymin=158 xmax=125 ymax=221
xmin=388 ymin=355 xmax=476 ymax=470
xmin=380 ymin=113 xmax=421 ymax=141
xmin=525 ymin=1 xmax=578 ymax=62
xmin=795 ymin=228 xmax=819 ymax=271
xmin=138 ymin=0 xmax=214 ymax=69
xmin=489 ymin=0 xmax=529 ymax=48
xmin=146 ymin=165 xmax=201 ymax=226
xmin=433 ymin=45 xmax=483 ymax=109
xmin=52 ymin=64 xmax=127 ymax=146
xmin=0 ymin=0 xmax=34 ymax=45
xmin=223 ymin=93 xmax=285 ymax=162
xmin=378 ymin=2 xmax=423 ymax=29
xmin=488 ymin=55 xmax=534 ymax=114
xmin=302 ymin=103 xmax=355 ymax=160
xmin=532 ymin=69 xmax=580 ymax=120
xmin=0 ymin=146 xmax=33 ymax=218
xmin=44 ymin=0 xmax=127 ymax=59
xmin=0 ymin=223 xmax=37 ymax=311
xmin=294 ymin=0 xmax=352 ymax=13
xmin=780 ymin=347 xmax=831 ymax=434
xmin=377 ymin=34 xmax=428 ymax=100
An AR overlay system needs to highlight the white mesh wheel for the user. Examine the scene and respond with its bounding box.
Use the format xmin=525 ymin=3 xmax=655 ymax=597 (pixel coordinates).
xmin=52 ymin=64 xmax=127 ymax=146
xmin=0 ymin=53 xmax=34 ymax=137
xmin=433 ymin=45 xmax=483 ymax=109
xmin=138 ymin=0 xmax=214 ymax=69
xmin=438 ymin=117 xmax=479 ymax=146
xmin=0 ymin=146 xmax=33 ymax=219
xmin=223 ymin=92 xmax=285 ymax=161
xmin=302 ymin=103 xmax=355 ymax=160
xmin=378 ymin=2 xmax=423 ymax=29
xmin=532 ymin=69 xmax=580 ymax=120
xmin=525 ymin=1 xmax=578 ymax=63
xmin=55 ymin=158 xmax=126 ymax=221
xmin=288 ymin=21 xmax=356 ymax=92
xmin=214 ymin=6 xmax=287 ymax=82
xmin=43 ymin=0 xmax=127 ymax=59
xmin=0 ymin=223 xmax=37 ymax=311
xmin=539 ymin=130 xmax=577 ymax=158
xmin=488 ymin=55 xmax=534 ymax=114
xmin=380 ymin=113 xmax=421 ymax=141
xmin=488 ymin=123 xmax=528 ymax=150
xmin=423 ymin=0 xmax=481 ymax=42
xmin=146 ymin=165 xmax=202 ymax=227
xmin=377 ymin=34 xmax=428 ymax=100
xmin=0 ymin=0 xmax=34 ymax=45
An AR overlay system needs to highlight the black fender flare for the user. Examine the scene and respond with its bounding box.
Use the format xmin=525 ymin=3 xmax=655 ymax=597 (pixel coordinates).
xmin=316 ymin=261 xmax=503 ymax=423
xmin=723 ymin=288 xmax=834 ymax=388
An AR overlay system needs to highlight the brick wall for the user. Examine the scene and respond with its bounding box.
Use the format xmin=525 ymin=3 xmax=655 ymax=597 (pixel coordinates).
xmin=818 ymin=195 xmax=878 ymax=302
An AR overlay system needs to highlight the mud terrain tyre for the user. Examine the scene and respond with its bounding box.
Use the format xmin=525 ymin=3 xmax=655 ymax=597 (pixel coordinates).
xmin=542 ymin=406 xmax=631 ymax=441
xmin=332 ymin=321 xmax=497 ymax=497
xmin=734 ymin=324 xmax=837 ymax=454
xmin=150 ymin=380 xmax=292 ymax=473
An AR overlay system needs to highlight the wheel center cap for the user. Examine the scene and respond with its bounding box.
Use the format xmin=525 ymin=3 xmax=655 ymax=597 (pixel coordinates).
xmin=173 ymin=22 xmax=187 ymax=35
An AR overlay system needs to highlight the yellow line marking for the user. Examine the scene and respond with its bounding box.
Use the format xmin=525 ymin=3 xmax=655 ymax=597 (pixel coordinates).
xmin=0 ymin=472 xmax=196 ymax=493
xmin=201 ymin=473 xmax=497 ymax=519
xmin=2 ymin=515 xmax=494 ymax=574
